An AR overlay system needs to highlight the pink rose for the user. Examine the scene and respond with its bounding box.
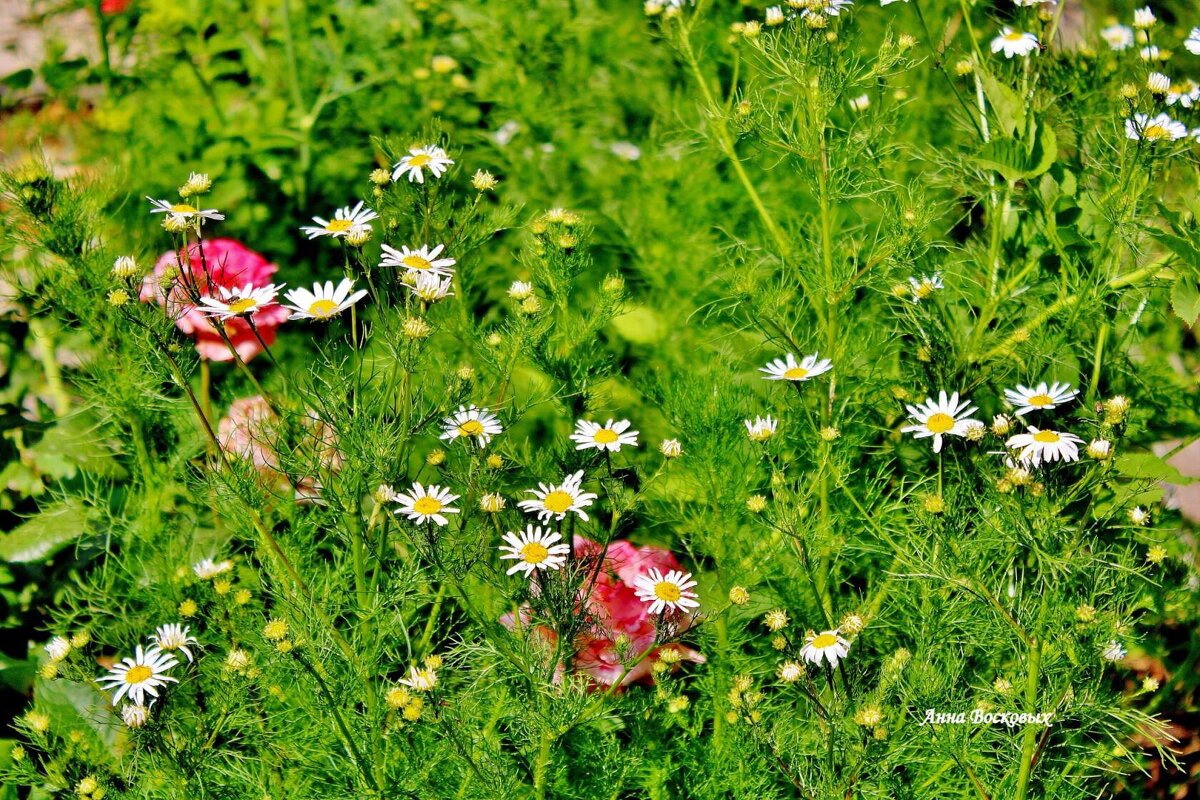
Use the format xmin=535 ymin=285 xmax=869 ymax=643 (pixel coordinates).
xmin=141 ymin=238 xmax=289 ymax=362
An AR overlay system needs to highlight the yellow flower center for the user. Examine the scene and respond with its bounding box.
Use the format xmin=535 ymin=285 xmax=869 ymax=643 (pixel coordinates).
xmin=124 ymin=665 xmax=153 ymax=684
xmin=915 ymin=281 xmax=935 ymax=298
xmin=783 ymin=367 xmax=809 ymax=380
xmin=811 ymin=633 xmax=838 ymax=649
xmin=413 ymin=497 xmax=443 ymax=515
xmin=654 ymin=581 xmax=682 ymax=603
xmin=458 ymin=420 xmax=485 ymax=436
xmin=1144 ymin=124 xmax=1168 ymax=140
xmin=408 ymin=154 xmax=432 ymax=167
xmin=227 ymin=298 xmax=258 ymax=315
xmin=1003 ymin=31 xmax=1025 ymax=42
xmin=1028 ymin=393 xmax=1054 ymax=407
xmin=1033 ymin=430 xmax=1060 ymax=443
xmin=541 ymin=490 xmax=574 ymax=514
xmin=403 ymin=255 xmax=433 ymax=271
xmin=326 ymin=219 xmax=354 ymax=233
xmin=308 ymin=299 xmax=339 ymax=318
xmin=170 ymin=203 xmax=197 ymax=213
xmin=925 ymin=412 xmax=955 ymax=434
xmin=593 ymin=429 xmax=619 ymax=444
xmin=520 ymin=542 xmax=549 ymax=564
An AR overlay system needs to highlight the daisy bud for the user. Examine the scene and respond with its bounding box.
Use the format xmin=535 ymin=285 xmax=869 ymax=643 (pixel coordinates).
xmin=427 ymin=449 xmax=446 ymax=466
xmin=1132 ymin=6 xmax=1155 ymax=29
xmin=898 ymin=33 xmax=917 ymax=50
xmin=519 ymin=296 xmax=543 ymax=315
xmin=854 ymin=706 xmax=883 ymax=727
xmin=602 ymin=274 xmax=625 ymax=294
xmin=1104 ymin=395 xmax=1130 ymax=423
xmin=1146 ymin=544 xmax=1167 ymax=565
xmin=765 ymin=6 xmax=784 ymax=25
xmin=849 ymin=94 xmax=870 ymax=112
xmin=24 ymin=711 xmax=50 ymax=733
xmin=471 ymin=169 xmax=498 ymax=191
xmin=1037 ymin=6 xmax=1053 ymax=22
xmin=345 ymin=227 xmax=372 ymax=247
xmin=890 ymin=282 xmax=911 ymax=298
xmin=666 ymin=696 xmax=690 ymax=713
xmin=263 ymin=619 xmax=289 ymax=641
xmin=839 ymin=613 xmax=865 ymax=635
xmin=644 ymin=0 xmax=664 ymax=15
xmin=76 ymin=776 xmax=99 ymax=796
xmin=1030 ymin=482 xmax=1045 ymax=497
xmin=11 ymin=745 xmax=25 ymax=762
xmin=369 ymin=168 xmax=391 ymax=185
xmin=736 ymin=99 xmax=752 ymax=116
xmin=486 ymin=332 xmax=503 ymax=346
xmin=825 ymin=31 xmax=837 ymax=43
xmin=275 ymin=640 xmax=293 ymax=653
xmin=39 ymin=662 xmax=58 ymax=680
xmin=746 ymin=494 xmax=768 ymax=513
xmin=508 ymin=280 xmax=533 ymax=300
xmin=1087 ymin=439 xmax=1112 ymax=460
xmin=1142 ymin=676 xmax=1160 ymax=692
xmin=915 ymin=346 xmax=931 ymax=362
xmin=402 ymin=702 xmax=423 ymax=722
xmin=162 ymin=215 xmax=191 ymax=233
xmin=1075 ymin=604 xmax=1096 ymax=623
xmin=479 ymin=493 xmax=506 ymax=513
xmin=805 ymin=12 xmax=827 ymax=29
xmin=742 ymin=20 xmax=761 ymax=39
xmin=660 ymin=438 xmax=683 ymax=458
xmin=777 ymin=661 xmax=804 ymax=683
xmin=996 ymin=477 xmax=1014 ymax=494
xmin=993 ymin=677 xmax=1013 ymax=694
xmin=225 ymin=649 xmax=252 ymax=672
xmin=45 ymin=635 xmax=70 ymax=662
xmin=179 ymin=599 xmax=198 ymax=617
xmin=111 ymin=255 xmax=138 ymax=278
xmin=954 ymin=59 xmax=974 ymax=76
xmin=430 ymin=54 xmax=457 ymax=74
xmin=70 ymin=631 xmax=90 ymax=648
xmin=486 ymin=454 xmax=504 ymax=469
xmin=1147 ymin=72 xmax=1171 ymax=95
xmin=820 ymin=426 xmax=841 ymax=441
xmin=1129 ymin=506 xmax=1150 ymax=525
xmin=386 ymin=687 xmax=412 ymax=709
xmin=963 ymin=421 xmax=986 ymax=442
xmin=991 ymin=414 xmax=1012 ymax=436
xmin=733 ymin=674 xmax=754 ymax=693
xmin=107 ymin=289 xmax=130 ymax=307
xmin=764 ymin=609 xmax=790 ymax=631
xmin=214 ymin=579 xmax=232 ymax=595
xmin=922 ymin=495 xmax=946 ymax=514
xmin=402 ymin=317 xmax=432 ymax=339
xmin=374 ymin=484 xmax=397 ymax=503
xmin=728 ymin=586 xmax=750 ymax=605
xmin=1119 ymin=83 xmax=1139 ymax=100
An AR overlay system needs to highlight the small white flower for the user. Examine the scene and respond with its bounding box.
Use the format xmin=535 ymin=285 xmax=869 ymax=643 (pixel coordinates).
xmin=498 ymin=525 xmax=570 ymax=576
xmin=1140 ymin=45 xmax=1160 ymax=61
xmin=196 ymin=283 xmax=284 ymax=320
xmin=96 ymin=645 xmax=179 ymax=707
xmin=391 ymin=145 xmax=454 ymax=184
xmin=760 ymin=352 xmax=833 ymax=382
xmin=439 ymin=405 xmax=503 ymax=447
xmin=765 ymin=5 xmax=785 ymax=24
xmin=1132 ymin=6 xmax=1155 ymax=29
xmin=1100 ymin=24 xmax=1134 ymax=51
xmin=379 ymin=243 xmax=456 ymax=277
xmin=745 ymin=415 xmax=779 ymax=442
xmin=1166 ymin=79 xmax=1200 ymax=108
xmin=570 ymin=418 xmax=640 ymax=452
xmin=508 ymin=280 xmax=533 ymax=299
xmin=121 ymin=703 xmax=151 ymax=729
xmin=660 ymin=438 xmax=683 ymax=458
xmin=193 ymin=558 xmax=233 ymax=579
xmin=1003 ymin=381 xmax=1078 ymax=416
xmin=1147 ymin=72 xmax=1172 ymax=95
xmin=518 ymin=470 xmax=598 ymax=522
xmin=908 ymin=273 xmax=944 ymax=302
xmin=282 ymin=278 xmax=368 ymax=321
xmin=1086 ymin=439 xmax=1112 ymax=460
xmin=111 ymin=256 xmax=139 ymax=279
xmin=45 ymin=636 xmax=71 ymax=662
xmin=1186 ymin=27 xmax=1200 ymax=55
xmin=1005 ymin=427 xmax=1084 ymax=467
xmin=901 ymin=391 xmax=980 ymax=453
xmin=1129 ymin=506 xmax=1151 ymax=525
xmin=299 ymin=201 xmax=378 ymax=240
xmin=1101 ymin=640 xmax=1127 ymax=662
xmin=178 ymin=172 xmax=212 ymax=196
xmin=991 ymin=28 xmax=1039 ymax=58
xmin=1125 ymin=112 xmax=1188 ymax=142
xmin=777 ymin=660 xmax=804 ymax=683
xmin=407 ymin=271 xmax=455 ymax=303
xmin=149 ymin=623 xmax=199 ymax=663
xmin=398 ymin=665 xmax=438 ymax=691
xmin=849 ymin=94 xmax=870 ymax=112
xmin=392 ymin=483 xmax=460 ymax=527
xmin=147 ymin=197 xmax=224 ymax=224
xmin=634 ymin=568 xmax=700 ymax=615
xmin=800 ymin=629 xmax=851 ymax=669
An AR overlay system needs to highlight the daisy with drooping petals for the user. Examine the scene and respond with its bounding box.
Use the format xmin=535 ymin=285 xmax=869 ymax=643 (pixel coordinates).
xmin=282 ymin=279 xmax=367 ymax=321
xmin=1167 ymin=80 xmax=1200 ymax=108
xmin=634 ymin=568 xmax=700 ymax=615
xmin=801 ymin=629 xmax=851 ymax=668
xmin=398 ymin=665 xmax=438 ymax=691
xmin=518 ymin=470 xmax=598 ymax=522
xmin=407 ymin=271 xmax=455 ymax=303
xmin=1101 ymin=640 xmax=1126 ymax=662
xmin=147 ymin=197 xmax=224 ymax=224
xmin=1187 ymin=27 xmax=1200 ymax=55
xmin=193 ymin=558 xmax=233 ymax=579
xmin=901 ymin=391 xmax=980 ymax=453
xmin=149 ymin=623 xmax=199 ymax=663
xmin=392 ymin=483 xmax=460 ymax=527
xmin=745 ymin=414 xmax=778 ymax=442
xmin=439 ymin=405 xmax=503 ymax=447
xmin=391 ymin=145 xmax=454 ymax=183
xmin=570 ymin=419 xmax=640 ymax=452
xmin=1100 ymin=24 xmax=1134 ymax=50
xmin=760 ymin=352 xmax=833 ymax=382
xmin=121 ymin=703 xmax=151 ymax=728
xmin=299 ymin=201 xmax=378 ymax=240
xmin=46 ymin=636 xmax=70 ymax=662
xmin=908 ymin=273 xmax=944 ymax=302
xmin=379 ymin=243 xmax=456 ymax=277
xmin=991 ymin=28 xmax=1039 ymax=58
xmin=1003 ymin=381 xmax=1078 ymax=416
xmin=499 ymin=525 xmax=571 ymax=576
xmin=1125 ymin=112 xmax=1189 ymax=142
xmin=97 ymin=645 xmax=179 ymax=707
xmin=1006 ymin=427 xmax=1084 ymax=467
xmin=196 ymin=283 xmax=285 ymax=321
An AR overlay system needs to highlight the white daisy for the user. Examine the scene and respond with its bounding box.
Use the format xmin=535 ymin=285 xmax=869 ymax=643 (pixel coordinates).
xmin=1005 ymin=427 xmax=1084 ymax=467
xmin=634 ymin=568 xmax=700 ymax=614
xmin=1003 ymin=381 xmax=1078 ymax=416
xmin=96 ymin=645 xmax=179 ymax=707
xmin=149 ymin=623 xmax=199 ymax=663
xmin=518 ymin=470 xmax=598 ymax=522
xmin=800 ymin=629 xmax=851 ymax=669
xmin=1100 ymin=24 xmax=1134 ymax=51
xmin=193 ymin=558 xmax=233 ymax=579
xmin=121 ymin=703 xmax=151 ymax=728
xmin=45 ymin=636 xmax=70 ymax=662
xmin=392 ymin=483 xmax=460 ymax=527
xmin=407 ymin=271 xmax=455 ymax=303
xmin=908 ymin=273 xmax=944 ymax=302
xmin=1187 ymin=27 xmax=1200 ymax=55
xmin=282 ymin=279 xmax=367 ymax=321
xmin=745 ymin=415 xmax=778 ymax=442
xmin=1129 ymin=506 xmax=1151 ymax=525
xmin=569 ymin=419 xmax=640 ymax=452
xmin=498 ymin=525 xmax=571 ymax=576
xmin=391 ymin=145 xmax=454 ymax=184
xmin=299 ymin=201 xmax=378 ymax=240
xmin=1101 ymin=640 xmax=1126 ymax=661
xmin=759 ymin=352 xmax=833 ymax=382
xmin=379 ymin=243 xmax=456 ymax=277
xmin=398 ymin=665 xmax=438 ymax=691
xmin=147 ymin=197 xmax=224 ymax=223
xmin=1132 ymin=6 xmax=1155 ymax=29
xmin=508 ymin=280 xmax=533 ymax=299
xmin=439 ymin=405 xmax=503 ymax=447
xmin=196 ymin=283 xmax=284 ymax=320
xmin=1147 ymin=72 xmax=1172 ymax=95
xmin=991 ymin=28 xmax=1039 ymax=58
xmin=1166 ymin=80 xmax=1200 ymax=108
xmin=901 ymin=391 xmax=980 ymax=453
xmin=1126 ymin=112 xmax=1189 ymax=142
